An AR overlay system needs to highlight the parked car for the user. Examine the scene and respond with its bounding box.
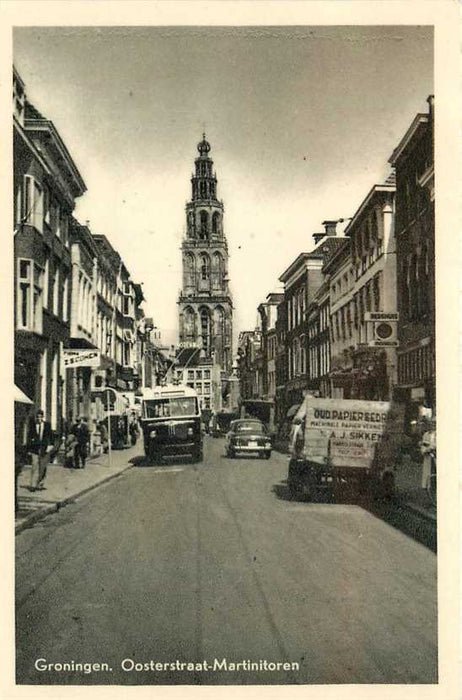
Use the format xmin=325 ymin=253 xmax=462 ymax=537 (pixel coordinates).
xmin=210 ymin=410 xmax=240 ymax=437
xmin=225 ymin=419 xmax=272 ymax=459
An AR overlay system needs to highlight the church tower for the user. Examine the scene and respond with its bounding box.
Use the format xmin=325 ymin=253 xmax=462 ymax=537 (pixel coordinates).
xmin=178 ymin=135 xmax=233 ymax=374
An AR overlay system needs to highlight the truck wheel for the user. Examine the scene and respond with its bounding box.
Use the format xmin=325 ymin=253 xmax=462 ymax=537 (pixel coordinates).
xmin=381 ymin=472 xmax=395 ymax=500
xmin=192 ymin=446 xmax=203 ymax=463
xmin=147 ymin=449 xmax=159 ymax=465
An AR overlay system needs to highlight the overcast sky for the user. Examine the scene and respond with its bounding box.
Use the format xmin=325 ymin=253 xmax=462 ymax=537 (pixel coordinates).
xmin=13 ymin=26 xmax=433 ymax=348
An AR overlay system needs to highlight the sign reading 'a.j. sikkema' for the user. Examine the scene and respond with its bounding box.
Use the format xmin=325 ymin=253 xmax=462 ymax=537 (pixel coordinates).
xmin=303 ymin=398 xmax=391 ymax=468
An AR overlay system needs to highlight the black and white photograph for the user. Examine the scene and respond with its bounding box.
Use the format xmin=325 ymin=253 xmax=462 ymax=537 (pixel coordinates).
xmin=5 ymin=2 xmax=460 ymax=697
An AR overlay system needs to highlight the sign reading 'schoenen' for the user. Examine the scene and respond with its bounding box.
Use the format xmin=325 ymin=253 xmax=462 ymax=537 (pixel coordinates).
xmin=303 ymin=398 xmax=390 ymax=468
xmin=62 ymin=349 xmax=101 ymax=369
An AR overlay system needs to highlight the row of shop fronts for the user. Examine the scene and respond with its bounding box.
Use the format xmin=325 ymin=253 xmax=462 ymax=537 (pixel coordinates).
xmin=238 ymin=96 xmax=435 ymax=437
xmin=13 ymin=66 xmax=168 ymax=447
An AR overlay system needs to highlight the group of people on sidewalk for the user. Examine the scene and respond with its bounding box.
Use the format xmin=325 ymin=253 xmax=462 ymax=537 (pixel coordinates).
xmin=15 ymin=407 xmax=141 ymax=513
xmin=26 ymin=413 xmax=91 ymax=490
xmin=65 ymin=417 xmax=91 ymax=470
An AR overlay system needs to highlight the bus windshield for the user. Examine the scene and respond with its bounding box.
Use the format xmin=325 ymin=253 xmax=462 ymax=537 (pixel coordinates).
xmin=143 ymin=397 xmax=198 ymax=419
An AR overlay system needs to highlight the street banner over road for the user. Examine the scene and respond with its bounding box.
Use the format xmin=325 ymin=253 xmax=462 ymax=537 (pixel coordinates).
xmin=303 ymin=398 xmax=391 ymax=468
xmin=62 ymin=349 xmax=101 ymax=369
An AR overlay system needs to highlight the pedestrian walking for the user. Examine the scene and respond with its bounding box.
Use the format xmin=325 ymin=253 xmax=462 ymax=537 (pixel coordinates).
xmin=27 ymin=409 xmax=53 ymax=490
xmin=420 ymin=419 xmax=436 ymax=491
xmin=65 ymin=432 xmax=78 ymax=468
xmin=129 ymin=413 xmax=139 ymax=446
xmin=72 ymin=416 xmax=90 ymax=468
xmin=98 ymin=420 xmax=108 ymax=454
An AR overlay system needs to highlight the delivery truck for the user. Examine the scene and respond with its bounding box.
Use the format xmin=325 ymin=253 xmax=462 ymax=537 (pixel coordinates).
xmin=287 ymin=396 xmax=405 ymax=502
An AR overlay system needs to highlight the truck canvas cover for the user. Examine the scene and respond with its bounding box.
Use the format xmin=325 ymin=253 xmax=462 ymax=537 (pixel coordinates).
xmin=303 ymin=398 xmax=391 ymax=468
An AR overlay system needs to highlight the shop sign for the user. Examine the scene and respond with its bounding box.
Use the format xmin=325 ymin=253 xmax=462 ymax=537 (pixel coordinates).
xmin=63 ymin=349 xmax=101 ymax=369
xmin=368 ymin=339 xmax=399 ymax=347
xmin=364 ymin=312 xmax=399 ymax=321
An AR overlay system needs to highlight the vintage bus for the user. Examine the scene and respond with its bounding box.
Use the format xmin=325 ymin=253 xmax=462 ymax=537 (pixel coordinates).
xmin=140 ymin=384 xmax=203 ymax=463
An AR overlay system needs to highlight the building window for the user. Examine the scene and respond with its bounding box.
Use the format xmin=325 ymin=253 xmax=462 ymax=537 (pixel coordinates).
xmin=203 ymin=397 xmax=210 ymax=409
xmin=53 ymin=266 xmax=60 ymax=316
xmin=200 ymin=309 xmax=211 ymax=352
xmin=43 ymin=258 xmax=49 ymax=311
xmin=43 ymin=187 xmax=50 ymax=227
xmin=420 ymin=244 xmax=430 ymax=314
xmin=123 ymin=342 xmax=130 ymax=366
xmin=300 ymin=344 xmax=306 ymax=375
xmin=24 ymin=176 xmax=43 ymax=232
xmin=373 ymin=274 xmax=381 ymax=311
xmin=200 ymin=254 xmax=210 ymax=281
xmin=200 ymin=211 xmax=209 ymax=239
xmin=196 ymin=370 xmax=202 ymax=379
xmin=55 ymin=202 xmax=61 ymax=238
xmin=196 ymin=383 xmax=202 ymax=395
xmin=365 ymin=283 xmax=371 ymax=313
xmin=204 ymin=369 xmax=210 ymax=380
xmin=204 ymin=382 xmax=210 ymax=395
xmin=62 ymin=274 xmax=69 ymax=322
xmin=123 ymin=296 xmax=131 ymax=316
xmin=17 ymin=258 xmax=43 ymax=332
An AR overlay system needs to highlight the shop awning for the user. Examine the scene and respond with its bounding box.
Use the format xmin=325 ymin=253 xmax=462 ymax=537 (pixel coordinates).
xmin=14 ymin=385 xmax=33 ymax=404
xmin=286 ymin=403 xmax=301 ymax=419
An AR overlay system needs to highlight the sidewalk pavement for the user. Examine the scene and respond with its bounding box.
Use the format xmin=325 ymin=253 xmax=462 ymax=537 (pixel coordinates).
xmin=15 ymin=443 xmax=143 ymax=534
xmin=394 ymin=455 xmax=436 ymax=523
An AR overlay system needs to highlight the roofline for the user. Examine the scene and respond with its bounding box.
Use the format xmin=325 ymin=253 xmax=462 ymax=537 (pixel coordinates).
xmin=322 ymin=239 xmax=350 ymax=275
xmin=24 ymin=117 xmax=87 ymax=195
xmin=14 ymin=118 xmax=51 ymax=177
xmin=388 ymin=114 xmax=429 ymax=165
xmin=13 ymin=65 xmax=26 ymax=90
xmin=344 ymin=184 xmax=395 ymax=236
xmin=71 ymin=218 xmax=99 ymax=256
xmin=278 ymin=253 xmax=310 ymax=283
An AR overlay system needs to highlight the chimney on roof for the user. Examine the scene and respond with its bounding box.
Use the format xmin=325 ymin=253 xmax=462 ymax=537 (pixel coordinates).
xmin=322 ymin=220 xmax=338 ymax=237
xmin=427 ymin=94 xmax=434 ymax=121
xmin=312 ymin=232 xmax=326 ymax=245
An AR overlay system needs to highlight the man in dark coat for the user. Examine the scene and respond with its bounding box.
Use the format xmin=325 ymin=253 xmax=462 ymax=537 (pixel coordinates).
xmin=27 ymin=409 xmax=53 ymax=490
xmin=73 ymin=417 xmax=90 ymax=468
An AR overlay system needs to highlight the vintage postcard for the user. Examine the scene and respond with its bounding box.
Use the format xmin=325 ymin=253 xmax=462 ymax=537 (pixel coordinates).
xmin=2 ymin=1 xmax=460 ymax=699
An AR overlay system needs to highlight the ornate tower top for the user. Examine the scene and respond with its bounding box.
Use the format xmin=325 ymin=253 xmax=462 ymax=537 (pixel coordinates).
xmin=197 ymin=133 xmax=211 ymax=156
xmin=190 ymin=133 xmax=219 ymax=206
